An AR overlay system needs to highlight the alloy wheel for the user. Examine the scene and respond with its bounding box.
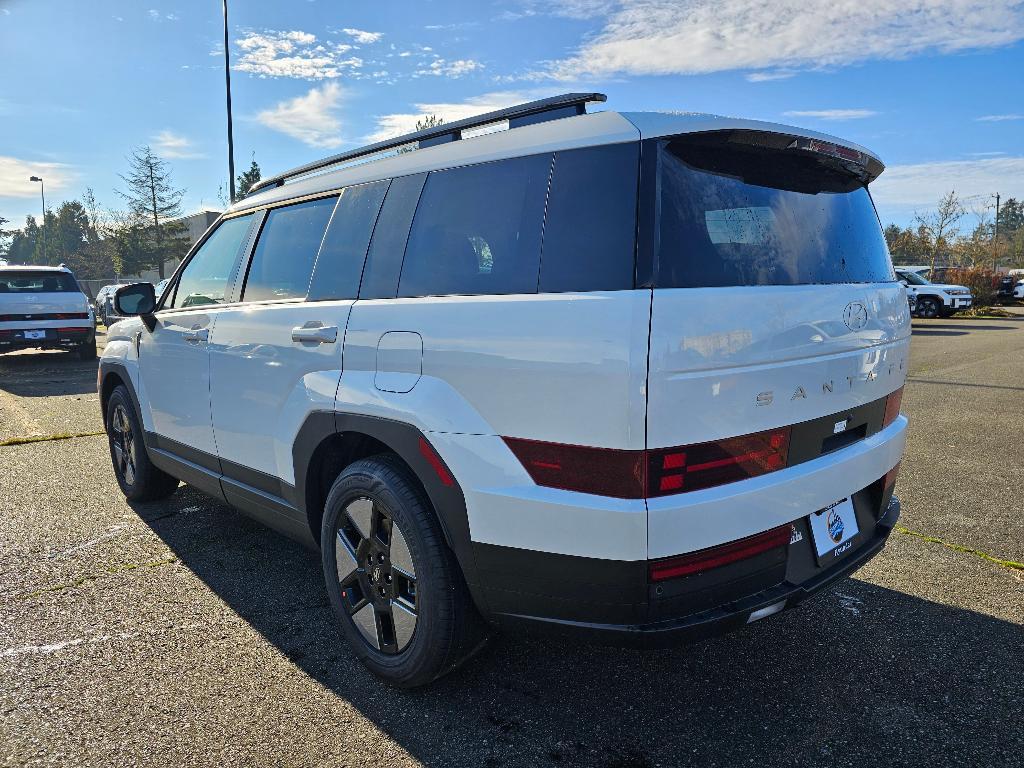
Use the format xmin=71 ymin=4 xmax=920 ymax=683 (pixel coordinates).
xmin=335 ymin=497 xmax=418 ymax=653
xmin=109 ymin=404 xmax=137 ymax=486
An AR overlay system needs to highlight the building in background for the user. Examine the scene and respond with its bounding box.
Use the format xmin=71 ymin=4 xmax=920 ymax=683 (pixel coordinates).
xmin=137 ymin=209 xmax=220 ymax=283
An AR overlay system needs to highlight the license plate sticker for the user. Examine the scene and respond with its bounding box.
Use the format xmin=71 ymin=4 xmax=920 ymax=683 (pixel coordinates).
xmin=24 ymin=329 xmax=46 ymax=340
xmin=808 ymin=497 xmax=859 ymax=560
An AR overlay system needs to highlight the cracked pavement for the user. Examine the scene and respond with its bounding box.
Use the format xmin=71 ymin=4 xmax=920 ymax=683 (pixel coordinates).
xmin=1 ymin=315 xmax=1022 ymax=767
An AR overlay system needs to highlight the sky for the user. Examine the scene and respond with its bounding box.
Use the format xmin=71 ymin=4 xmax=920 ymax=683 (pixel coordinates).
xmin=1 ymin=0 xmax=1023 ymax=231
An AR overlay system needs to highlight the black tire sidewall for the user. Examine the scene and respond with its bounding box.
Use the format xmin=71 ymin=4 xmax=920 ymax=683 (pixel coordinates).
xmin=920 ymin=297 xmax=940 ymax=318
xmin=105 ymin=386 xmax=175 ymax=501
xmin=321 ymin=456 xmax=459 ymax=687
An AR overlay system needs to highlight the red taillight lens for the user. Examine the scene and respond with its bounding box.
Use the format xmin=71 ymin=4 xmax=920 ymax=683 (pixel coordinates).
xmin=647 ymin=427 xmax=791 ymax=497
xmin=648 ymin=524 xmax=791 ymax=582
xmin=54 ymin=312 xmax=89 ymax=320
xmin=502 ymin=437 xmax=645 ymax=498
xmin=882 ymin=386 xmax=903 ymax=428
xmin=883 ymin=461 xmax=901 ymax=489
xmin=504 ymin=426 xmax=791 ymax=499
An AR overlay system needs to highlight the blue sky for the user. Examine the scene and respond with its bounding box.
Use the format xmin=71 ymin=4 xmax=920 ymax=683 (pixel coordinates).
xmin=1 ymin=0 xmax=1022 ymax=230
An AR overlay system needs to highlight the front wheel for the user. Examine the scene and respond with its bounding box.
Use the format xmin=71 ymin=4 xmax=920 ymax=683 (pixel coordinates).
xmin=106 ymin=386 xmax=179 ymax=502
xmin=321 ymin=455 xmax=486 ymax=687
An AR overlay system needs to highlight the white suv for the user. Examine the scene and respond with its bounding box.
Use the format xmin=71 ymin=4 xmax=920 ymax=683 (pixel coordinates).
xmin=99 ymin=94 xmax=909 ymax=687
xmin=0 ymin=265 xmax=96 ymax=359
xmin=895 ymin=268 xmax=973 ymax=318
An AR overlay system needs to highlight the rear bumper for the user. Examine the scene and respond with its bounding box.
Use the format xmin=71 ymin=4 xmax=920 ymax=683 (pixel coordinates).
xmin=0 ymin=325 xmax=94 ymax=350
xmin=476 ymin=491 xmax=900 ymax=650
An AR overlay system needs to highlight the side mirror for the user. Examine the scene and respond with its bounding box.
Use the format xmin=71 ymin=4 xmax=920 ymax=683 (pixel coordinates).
xmin=114 ymin=283 xmax=157 ymax=331
xmin=899 ymin=280 xmax=908 ymax=287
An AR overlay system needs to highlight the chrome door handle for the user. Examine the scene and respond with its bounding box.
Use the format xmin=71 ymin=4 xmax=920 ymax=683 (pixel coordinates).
xmin=183 ymin=327 xmax=209 ymax=344
xmin=291 ymin=323 xmax=338 ymax=344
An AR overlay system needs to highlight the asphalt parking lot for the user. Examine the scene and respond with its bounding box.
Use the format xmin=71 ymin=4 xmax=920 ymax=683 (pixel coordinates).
xmin=2 ymin=316 xmax=1022 ymax=768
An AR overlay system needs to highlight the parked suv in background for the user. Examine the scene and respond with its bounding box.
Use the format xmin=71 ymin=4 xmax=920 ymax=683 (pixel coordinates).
xmin=895 ymin=268 xmax=972 ymax=318
xmin=0 ymin=265 xmax=96 ymax=359
xmin=93 ymin=283 xmax=123 ymax=326
xmin=99 ymin=94 xmax=909 ymax=687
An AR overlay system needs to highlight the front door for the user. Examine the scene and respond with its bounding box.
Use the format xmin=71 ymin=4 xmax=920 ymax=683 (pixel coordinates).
xmin=138 ymin=213 xmax=256 ymax=460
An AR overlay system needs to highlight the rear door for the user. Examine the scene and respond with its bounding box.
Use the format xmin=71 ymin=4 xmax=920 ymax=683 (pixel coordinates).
xmin=208 ymin=182 xmax=388 ymax=499
xmin=643 ymin=132 xmax=910 ymax=454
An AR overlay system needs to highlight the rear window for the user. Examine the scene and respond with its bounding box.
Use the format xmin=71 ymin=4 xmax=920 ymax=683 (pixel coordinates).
xmin=654 ymin=136 xmax=894 ymax=288
xmin=0 ymin=271 xmax=79 ymax=293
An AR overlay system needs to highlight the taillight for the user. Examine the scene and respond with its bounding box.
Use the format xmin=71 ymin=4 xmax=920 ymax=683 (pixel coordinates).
xmin=882 ymin=386 xmax=904 ymax=428
xmin=648 ymin=524 xmax=791 ymax=582
xmin=504 ymin=426 xmax=791 ymax=499
xmin=502 ymin=437 xmax=645 ymax=498
xmin=883 ymin=461 xmax=900 ymax=489
xmin=54 ymin=312 xmax=89 ymax=320
xmin=647 ymin=427 xmax=790 ymax=497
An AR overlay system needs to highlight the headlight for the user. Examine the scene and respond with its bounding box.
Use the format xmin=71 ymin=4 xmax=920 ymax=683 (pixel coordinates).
xmin=944 ymin=288 xmax=969 ymax=296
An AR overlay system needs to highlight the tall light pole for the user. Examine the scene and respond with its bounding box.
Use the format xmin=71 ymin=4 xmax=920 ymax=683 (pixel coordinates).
xmin=222 ymin=0 xmax=237 ymax=204
xmin=29 ymin=175 xmax=46 ymax=262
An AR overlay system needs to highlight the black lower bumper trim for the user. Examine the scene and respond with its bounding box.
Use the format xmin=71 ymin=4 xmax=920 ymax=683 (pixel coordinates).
xmin=491 ymin=495 xmax=901 ymax=649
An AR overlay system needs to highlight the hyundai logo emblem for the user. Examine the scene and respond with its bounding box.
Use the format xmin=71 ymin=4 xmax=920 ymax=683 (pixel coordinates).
xmin=843 ymin=301 xmax=868 ymax=331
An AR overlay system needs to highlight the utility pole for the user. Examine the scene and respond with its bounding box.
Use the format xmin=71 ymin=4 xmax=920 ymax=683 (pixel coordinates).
xmin=222 ymin=0 xmax=237 ymax=204
xmin=29 ymin=175 xmax=46 ymax=262
xmin=992 ymin=193 xmax=1000 ymax=272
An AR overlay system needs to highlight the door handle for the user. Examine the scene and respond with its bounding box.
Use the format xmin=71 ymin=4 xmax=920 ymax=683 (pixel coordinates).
xmin=291 ymin=323 xmax=338 ymax=344
xmin=183 ymin=327 xmax=209 ymax=344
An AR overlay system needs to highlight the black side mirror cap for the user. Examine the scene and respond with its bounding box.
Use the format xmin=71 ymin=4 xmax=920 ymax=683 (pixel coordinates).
xmin=114 ymin=282 xmax=157 ymax=331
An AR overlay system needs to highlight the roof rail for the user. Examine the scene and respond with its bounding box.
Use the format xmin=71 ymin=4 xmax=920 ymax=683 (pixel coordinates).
xmin=249 ymin=92 xmax=607 ymax=195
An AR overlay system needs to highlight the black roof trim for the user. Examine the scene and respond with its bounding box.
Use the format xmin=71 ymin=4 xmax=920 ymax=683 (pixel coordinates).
xmin=249 ymin=92 xmax=607 ymax=195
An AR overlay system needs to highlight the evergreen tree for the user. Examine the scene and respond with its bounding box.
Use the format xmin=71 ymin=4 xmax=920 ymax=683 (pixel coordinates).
xmin=236 ymin=157 xmax=262 ymax=198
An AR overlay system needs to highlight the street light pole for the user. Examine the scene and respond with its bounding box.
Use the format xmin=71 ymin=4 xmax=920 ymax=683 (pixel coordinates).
xmin=29 ymin=175 xmax=46 ymax=262
xmin=222 ymin=0 xmax=237 ymax=204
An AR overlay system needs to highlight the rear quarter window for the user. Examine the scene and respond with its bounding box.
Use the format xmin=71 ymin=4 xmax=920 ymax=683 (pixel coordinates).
xmin=540 ymin=142 xmax=639 ymax=293
xmin=398 ymin=153 xmax=551 ymax=297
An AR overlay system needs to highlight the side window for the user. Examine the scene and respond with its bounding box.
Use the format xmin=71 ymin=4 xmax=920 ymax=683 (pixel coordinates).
xmin=241 ymin=196 xmax=337 ymax=303
xmin=359 ymin=174 xmax=426 ymax=300
xmin=540 ymin=143 xmax=639 ymax=292
xmin=307 ymin=180 xmax=389 ymax=302
xmin=170 ymin=214 xmax=254 ymax=309
xmin=398 ymin=154 xmax=551 ymax=298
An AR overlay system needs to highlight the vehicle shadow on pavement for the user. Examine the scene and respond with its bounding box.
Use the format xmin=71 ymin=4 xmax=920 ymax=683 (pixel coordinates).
xmin=911 ymin=328 xmax=970 ymax=337
xmin=134 ymin=488 xmax=1024 ymax=768
xmin=0 ymin=350 xmax=99 ymax=397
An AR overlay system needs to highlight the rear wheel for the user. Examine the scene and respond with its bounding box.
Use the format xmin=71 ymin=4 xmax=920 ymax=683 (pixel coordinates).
xmin=321 ymin=455 xmax=486 ymax=687
xmin=77 ymin=338 xmax=97 ymax=360
xmin=917 ymin=296 xmax=940 ymax=319
xmin=106 ymin=386 xmax=179 ymax=502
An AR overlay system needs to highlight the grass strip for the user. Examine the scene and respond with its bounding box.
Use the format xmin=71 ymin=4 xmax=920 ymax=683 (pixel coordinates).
xmin=0 ymin=430 xmax=105 ymax=447
xmin=18 ymin=556 xmax=180 ymax=600
xmin=896 ymin=525 xmax=1024 ymax=572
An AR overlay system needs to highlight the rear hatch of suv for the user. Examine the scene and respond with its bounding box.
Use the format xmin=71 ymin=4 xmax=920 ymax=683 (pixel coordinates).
xmin=640 ymin=130 xmax=909 ymax=549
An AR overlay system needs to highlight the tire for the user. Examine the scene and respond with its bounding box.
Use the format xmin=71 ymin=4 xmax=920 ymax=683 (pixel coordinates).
xmin=78 ymin=339 xmax=97 ymax=361
xmin=105 ymin=385 xmax=179 ymax=502
xmin=918 ymin=296 xmax=940 ymax=319
xmin=321 ymin=455 xmax=487 ymax=688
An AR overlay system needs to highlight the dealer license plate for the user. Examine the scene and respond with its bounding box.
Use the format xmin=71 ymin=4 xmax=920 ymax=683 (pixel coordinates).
xmin=24 ymin=330 xmax=46 ymax=340
xmin=808 ymin=497 xmax=859 ymax=563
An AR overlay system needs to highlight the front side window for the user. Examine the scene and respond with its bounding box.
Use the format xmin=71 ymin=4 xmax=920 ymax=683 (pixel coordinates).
xmin=242 ymin=196 xmax=337 ymax=303
xmin=398 ymin=153 xmax=551 ymax=297
xmin=0 ymin=271 xmax=79 ymax=293
xmin=655 ymin=135 xmax=894 ymax=288
xmin=897 ymin=270 xmax=929 ymax=285
xmin=170 ymin=214 xmax=254 ymax=308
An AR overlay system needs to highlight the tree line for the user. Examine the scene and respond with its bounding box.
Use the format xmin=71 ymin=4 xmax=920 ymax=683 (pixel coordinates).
xmin=0 ymin=149 xmax=261 ymax=281
xmin=884 ymin=191 xmax=1024 ymax=272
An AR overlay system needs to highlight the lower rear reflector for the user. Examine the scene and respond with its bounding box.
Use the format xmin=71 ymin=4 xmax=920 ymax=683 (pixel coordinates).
xmin=648 ymin=524 xmax=791 ymax=582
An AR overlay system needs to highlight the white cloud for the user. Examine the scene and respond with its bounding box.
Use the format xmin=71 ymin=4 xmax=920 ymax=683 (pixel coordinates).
xmin=871 ymin=156 xmax=1024 ymax=218
xmin=151 ymin=130 xmax=204 ymax=159
xmin=234 ymin=30 xmax=361 ymax=80
xmin=147 ymin=9 xmax=177 ymax=21
xmin=976 ymin=114 xmax=1024 ymax=122
xmin=783 ymin=109 xmax=878 ymax=121
xmin=416 ymin=58 xmax=484 ymax=77
xmin=546 ymin=0 xmax=1024 ymax=79
xmin=746 ymin=70 xmax=795 ymax=82
xmin=0 ymin=156 xmax=74 ymax=198
xmin=257 ymin=83 xmax=345 ymax=148
xmin=341 ymin=27 xmax=383 ymax=44
xmin=366 ymin=91 xmax=535 ymax=143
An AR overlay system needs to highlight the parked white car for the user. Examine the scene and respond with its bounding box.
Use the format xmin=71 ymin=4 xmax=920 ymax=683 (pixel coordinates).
xmin=1013 ymin=280 xmax=1024 ymax=300
xmin=98 ymin=93 xmax=908 ymax=686
xmin=0 ymin=265 xmax=97 ymax=359
xmin=895 ymin=268 xmax=973 ymax=318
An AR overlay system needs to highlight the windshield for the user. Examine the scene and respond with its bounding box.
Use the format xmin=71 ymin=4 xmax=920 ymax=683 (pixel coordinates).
xmin=654 ymin=136 xmax=894 ymax=288
xmin=0 ymin=271 xmax=80 ymax=293
xmin=897 ymin=271 xmax=930 ymax=285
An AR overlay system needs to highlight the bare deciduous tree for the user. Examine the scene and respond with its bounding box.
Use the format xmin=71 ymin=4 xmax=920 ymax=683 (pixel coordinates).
xmin=914 ymin=191 xmax=965 ymax=273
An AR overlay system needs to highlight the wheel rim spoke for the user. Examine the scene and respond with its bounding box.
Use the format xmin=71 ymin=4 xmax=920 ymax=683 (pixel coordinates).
xmin=345 ymin=498 xmax=373 ymax=541
xmin=335 ymin=529 xmax=359 ymax=583
xmin=351 ymin=603 xmax=380 ymax=649
xmin=389 ymin=526 xmax=415 ymax=578
xmin=391 ymin=599 xmax=417 ymax=650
